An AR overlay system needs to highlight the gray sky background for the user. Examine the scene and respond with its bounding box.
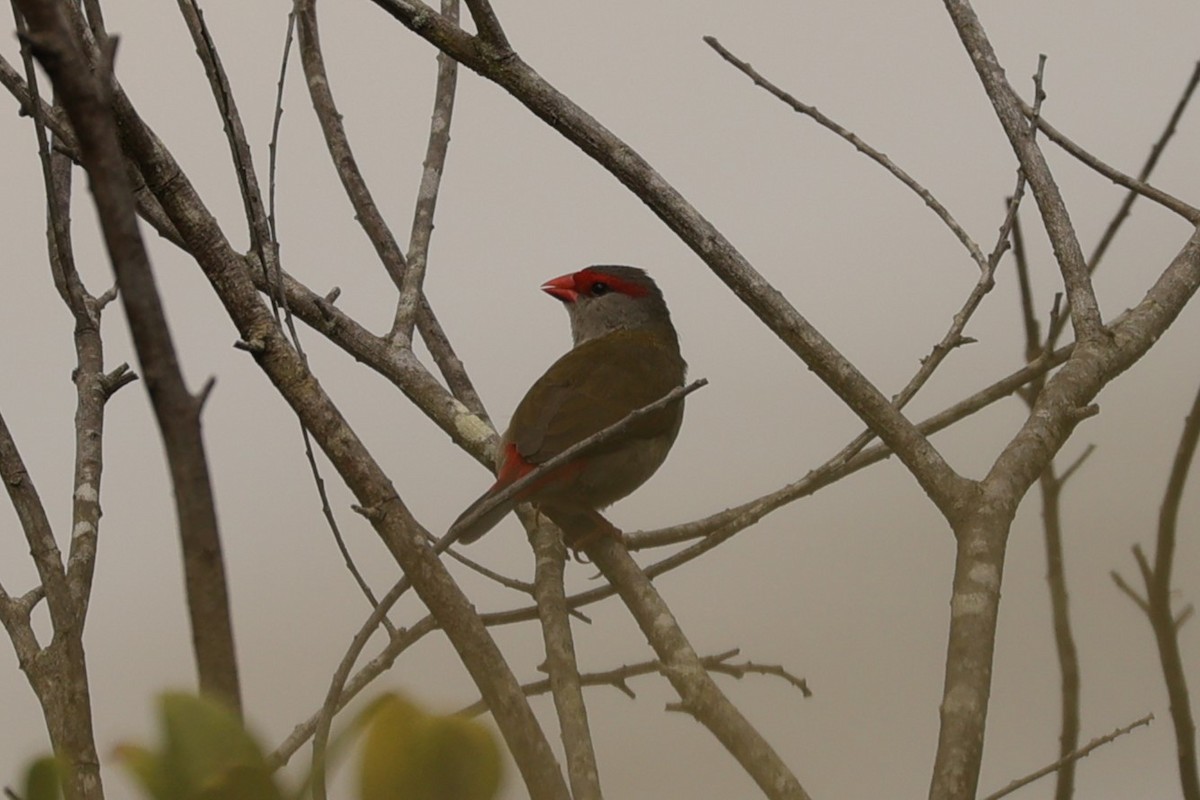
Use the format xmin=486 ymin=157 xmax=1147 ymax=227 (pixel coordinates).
xmin=2 ymin=2 xmax=1199 ymax=798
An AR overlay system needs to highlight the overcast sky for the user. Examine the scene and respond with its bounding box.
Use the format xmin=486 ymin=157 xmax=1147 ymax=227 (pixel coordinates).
xmin=2 ymin=2 xmax=1199 ymax=798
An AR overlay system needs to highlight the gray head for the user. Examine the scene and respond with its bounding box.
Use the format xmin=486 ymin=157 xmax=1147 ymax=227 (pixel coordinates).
xmin=541 ymin=265 xmax=676 ymax=347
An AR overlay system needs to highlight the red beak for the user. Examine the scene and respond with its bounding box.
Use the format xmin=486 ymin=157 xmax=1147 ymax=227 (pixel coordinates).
xmin=541 ymin=273 xmax=578 ymax=303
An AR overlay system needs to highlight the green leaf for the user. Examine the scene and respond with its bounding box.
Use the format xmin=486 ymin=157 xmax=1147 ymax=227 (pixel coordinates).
xmin=358 ymin=693 xmax=502 ymax=800
xmin=21 ymin=756 xmax=64 ymax=800
xmin=116 ymin=692 xmax=282 ymax=800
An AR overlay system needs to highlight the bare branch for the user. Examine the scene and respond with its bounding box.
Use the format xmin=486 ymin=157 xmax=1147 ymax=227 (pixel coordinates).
xmin=1110 ymin=569 xmax=1150 ymax=614
xmin=1024 ymin=104 xmax=1200 ymax=229
xmin=392 ymin=0 xmax=460 ymax=345
xmin=0 ymin=410 xmax=71 ymax=627
xmin=0 ymin=48 xmax=194 ymax=251
xmin=463 ymin=0 xmax=508 ymax=49
xmin=100 ymin=363 xmax=137 ymax=397
xmin=1044 ymin=60 xmax=1200 ymax=349
xmin=0 ymin=576 xmax=43 ymax=656
xmin=813 ymin=124 xmax=1034 ymax=468
xmin=13 ymin=13 xmax=113 ymax=633
xmin=311 ymin=437 xmax=398 ymax=640
xmin=459 ymin=649 xmax=810 ymax=717
xmin=629 ymin=341 xmax=1073 ymax=553
xmin=1032 ymin=459 xmax=1082 ymax=800
xmin=441 ymin=544 xmax=534 ymax=593
xmin=176 ymin=0 xmax=278 ymax=283
xmin=1119 ymin=377 xmax=1200 ymax=799
xmin=310 ymin=576 xmax=411 ymax=800
xmin=708 ymin=656 xmax=812 ymax=698
xmin=268 ymin=616 xmax=437 ymax=771
xmin=1056 ymin=443 xmax=1095 ymax=486
xmin=296 ymin=0 xmax=408 ymax=289
xmin=1084 ymin=61 xmax=1200 ymax=268
xmin=296 ymin=0 xmax=490 ymax=421
xmin=943 ymin=1 xmax=1105 ymax=344
xmin=584 ymin=537 xmax=812 ymax=800
xmin=0 ymin=49 xmax=75 ymax=144
xmin=1009 ymin=78 xmax=1089 ymax=788
xmin=1010 ymin=206 xmax=1044 ymax=369
xmin=241 ymin=255 xmax=495 ymax=465
xmin=14 ymin=0 xmax=241 ymax=712
xmin=1176 ymin=604 xmax=1195 ymax=630
xmin=704 ymin=35 xmax=988 ymax=271
xmin=1133 ymin=543 xmax=1155 ymax=590
xmin=267 ymin=6 xmax=296 ymax=248
xmin=981 ymin=714 xmax=1154 ymax=800
xmin=530 ymin=516 xmax=602 ymax=800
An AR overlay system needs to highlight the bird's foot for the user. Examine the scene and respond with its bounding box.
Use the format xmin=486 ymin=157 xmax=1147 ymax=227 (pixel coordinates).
xmin=540 ymin=505 xmax=624 ymax=560
xmin=564 ymin=511 xmax=624 ymax=561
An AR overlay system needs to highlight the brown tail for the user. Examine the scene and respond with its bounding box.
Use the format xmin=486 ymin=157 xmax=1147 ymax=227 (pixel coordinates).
xmin=448 ymin=487 xmax=517 ymax=544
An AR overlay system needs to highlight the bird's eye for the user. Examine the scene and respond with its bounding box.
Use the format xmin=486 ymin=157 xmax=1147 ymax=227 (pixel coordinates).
xmin=590 ymin=281 xmax=610 ymax=296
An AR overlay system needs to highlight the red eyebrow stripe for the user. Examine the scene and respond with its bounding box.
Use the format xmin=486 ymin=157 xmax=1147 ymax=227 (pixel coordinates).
xmin=577 ymin=270 xmax=650 ymax=297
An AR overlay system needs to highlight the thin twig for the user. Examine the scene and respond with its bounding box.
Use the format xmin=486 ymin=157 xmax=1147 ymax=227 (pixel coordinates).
xmin=459 ymin=649 xmax=810 ymax=717
xmin=268 ymin=614 xmax=436 ymax=770
xmin=310 ymin=576 xmax=411 ymax=800
xmin=176 ymin=0 xmax=278 ymax=285
xmin=392 ymin=0 xmax=459 ymax=345
xmin=626 ymin=342 xmax=1072 ymax=553
xmin=267 ymin=7 xmax=295 ymax=249
xmin=1085 ymin=61 xmax=1200 ymax=272
xmin=848 ymin=61 xmax=1043 ymax=450
xmin=981 ymin=714 xmax=1154 ymax=800
xmin=1009 ymin=209 xmax=1043 ymax=366
xmin=1044 ymin=60 xmax=1200 ymax=348
xmin=441 ymin=545 xmax=534 ymax=592
xmin=707 ymin=657 xmax=812 ymax=698
xmin=704 ymin=35 xmax=987 ymax=271
xmin=1110 ymin=569 xmax=1149 ymax=613
xmin=14 ymin=6 xmax=89 ymax=325
xmin=463 ymin=0 xmax=508 ymax=49
xmin=1118 ymin=377 xmax=1200 ymax=799
xmin=1055 ymin=443 xmax=1094 ymax=485
xmin=262 ymin=6 xmax=395 ymax=637
xmin=1023 ymin=109 xmax=1200 ymax=228
xmin=0 ymin=412 xmax=68 ymax=636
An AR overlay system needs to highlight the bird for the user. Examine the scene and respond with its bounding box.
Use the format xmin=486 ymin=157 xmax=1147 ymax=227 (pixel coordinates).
xmin=448 ymin=265 xmax=687 ymax=546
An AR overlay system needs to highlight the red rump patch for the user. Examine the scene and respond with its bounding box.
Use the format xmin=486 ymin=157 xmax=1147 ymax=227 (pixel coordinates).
xmin=496 ymin=442 xmax=535 ymax=489
xmin=495 ymin=441 xmax=584 ymax=499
